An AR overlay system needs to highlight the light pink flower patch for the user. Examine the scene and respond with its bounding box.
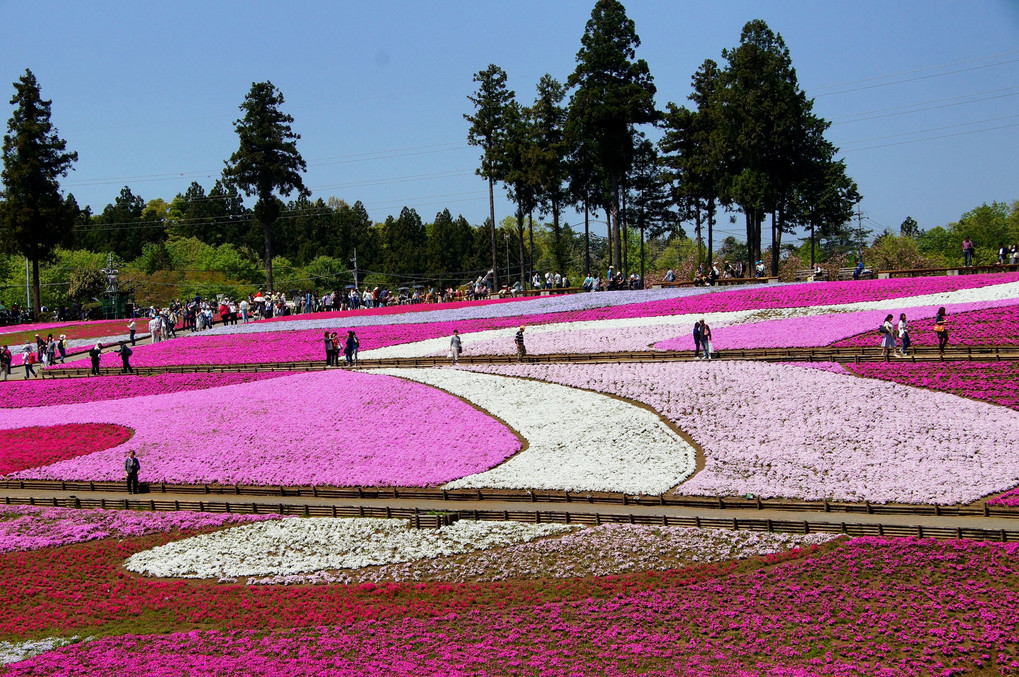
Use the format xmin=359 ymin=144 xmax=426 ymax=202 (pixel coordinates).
xmin=0 ymin=370 xmax=520 ymax=487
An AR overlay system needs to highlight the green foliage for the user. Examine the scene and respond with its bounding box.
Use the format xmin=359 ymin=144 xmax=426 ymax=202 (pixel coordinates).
xmin=67 ymin=265 xmax=108 ymax=303
xmin=900 ymin=216 xmax=920 ymax=238
xmin=865 ymin=233 xmax=938 ymax=271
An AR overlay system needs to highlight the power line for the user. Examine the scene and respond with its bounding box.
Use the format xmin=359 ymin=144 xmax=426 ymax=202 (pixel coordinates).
xmin=808 ymin=50 xmax=1019 ymax=94
xmin=841 ymin=121 xmax=1019 ymax=152
xmin=830 ymin=87 xmax=1019 ymax=124
xmin=839 ymin=113 xmax=1019 ymax=145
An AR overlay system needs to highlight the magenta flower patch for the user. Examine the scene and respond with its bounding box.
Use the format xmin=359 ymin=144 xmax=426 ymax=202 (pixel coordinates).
xmin=1 ymin=370 xmax=520 ymax=487
xmin=0 ymin=423 xmax=134 ymax=476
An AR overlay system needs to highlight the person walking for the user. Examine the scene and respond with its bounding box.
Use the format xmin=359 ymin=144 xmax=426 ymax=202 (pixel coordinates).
xmin=897 ymin=313 xmax=911 ymax=357
xmin=514 ymin=326 xmax=527 ymax=362
xmin=88 ymin=343 xmax=103 ymax=376
xmin=115 ymin=343 xmax=134 ymax=374
xmin=962 ymin=237 xmax=974 ymax=267
xmin=57 ymin=335 xmax=67 ymax=363
xmin=934 ymin=307 xmax=949 ymax=356
xmin=449 ymin=329 xmax=462 ymax=365
xmin=880 ymin=314 xmax=896 ymax=361
xmin=127 ymin=319 xmax=136 ymax=346
xmin=692 ymin=321 xmax=702 ymax=359
xmin=700 ymin=320 xmax=713 ymax=361
xmin=124 ymin=451 xmax=140 ymax=494
xmin=22 ymin=346 xmax=37 ymax=379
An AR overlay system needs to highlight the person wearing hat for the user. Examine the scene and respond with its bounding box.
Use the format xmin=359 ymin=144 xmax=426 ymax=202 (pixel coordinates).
xmin=57 ymin=335 xmax=67 ymax=363
xmin=514 ymin=326 xmax=527 ymax=362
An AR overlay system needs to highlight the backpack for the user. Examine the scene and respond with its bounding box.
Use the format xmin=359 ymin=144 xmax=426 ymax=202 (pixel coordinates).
xmin=122 ymin=345 xmax=133 ymax=356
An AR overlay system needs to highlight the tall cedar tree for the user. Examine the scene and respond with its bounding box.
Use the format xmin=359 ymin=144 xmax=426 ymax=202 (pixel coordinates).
xmin=502 ymin=101 xmax=540 ymax=287
xmin=528 ymin=74 xmax=571 ymax=275
xmin=659 ymin=59 xmax=722 ymax=265
xmin=223 ymin=81 xmax=308 ymax=293
xmin=465 ymin=64 xmax=514 ymax=290
xmin=0 ymin=69 xmax=78 ymax=318
xmin=627 ymin=136 xmax=678 ymax=280
xmin=567 ymin=0 xmax=656 ymax=273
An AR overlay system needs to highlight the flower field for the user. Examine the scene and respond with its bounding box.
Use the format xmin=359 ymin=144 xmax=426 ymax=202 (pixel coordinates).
xmin=5 ymin=272 xmax=1019 ymax=674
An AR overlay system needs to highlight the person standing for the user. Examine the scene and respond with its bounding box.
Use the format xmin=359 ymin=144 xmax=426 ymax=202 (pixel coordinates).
xmin=88 ymin=343 xmax=103 ymax=376
xmin=240 ymin=298 xmax=250 ymax=324
xmin=115 ymin=343 xmax=134 ymax=374
xmin=127 ymin=319 xmax=136 ymax=345
xmin=124 ymin=451 xmax=140 ymax=494
xmin=880 ymin=314 xmax=896 ymax=361
xmin=692 ymin=321 xmax=702 ymax=359
xmin=897 ymin=313 xmax=911 ymax=357
xmin=514 ymin=326 xmax=527 ymax=362
xmin=450 ymin=329 xmax=462 ymax=365
xmin=344 ymin=330 xmax=358 ymax=366
xmin=323 ymin=331 xmax=334 ymax=367
xmin=934 ymin=307 xmax=949 ymax=356
xmin=45 ymin=335 xmax=56 ymax=367
xmin=700 ymin=320 xmax=713 ymax=361
xmin=57 ymin=335 xmax=67 ymax=363
xmin=962 ymin=237 xmax=974 ymax=267
xmin=0 ymin=344 xmax=11 ymax=381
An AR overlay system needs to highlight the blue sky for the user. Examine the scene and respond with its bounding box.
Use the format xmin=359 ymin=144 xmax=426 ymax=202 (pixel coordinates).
xmin=2 ymin=0 xmax=1017 ymax=249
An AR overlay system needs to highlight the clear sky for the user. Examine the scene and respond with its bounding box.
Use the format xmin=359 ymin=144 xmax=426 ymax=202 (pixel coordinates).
xmin=2 ymin=0 xmax=1017 ymax=249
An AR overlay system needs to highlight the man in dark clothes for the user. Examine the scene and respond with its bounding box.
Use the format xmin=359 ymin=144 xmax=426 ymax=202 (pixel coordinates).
xmin=124 ymin=451 xmax=140 ymax=494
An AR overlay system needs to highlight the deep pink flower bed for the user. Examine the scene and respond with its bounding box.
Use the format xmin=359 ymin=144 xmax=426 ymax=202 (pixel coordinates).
xmin=259 ymin=296 xmax=529 ymax=324
xmin=834 ymin=304 xmax=1019 ymax=347
xmin=0 ymin=372 xmax=289 ymax=408
xmin=86 ymin=318 xmax=529 ymax=368
xmin=565 ymin=272 xmax=1019 ymax=323
xmin=1 ymin=370 xmax=521 ymax=486
xmin=0 ymin=423 xmax=134 ymax=476
xmin=845 ymin=361 xmax=1019 ymax=412
xmin=10 ymin=537 xmax=1019 ymax=676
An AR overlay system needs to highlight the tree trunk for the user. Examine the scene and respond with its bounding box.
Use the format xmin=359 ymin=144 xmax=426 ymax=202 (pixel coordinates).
xmin=640 ymin=224 xmax=645 ymax=283
xmin=810 ymin=222 xmax=816 ymax=269
xmin=528 ymin=209 xmax=535 ymax=288
xmin=552 ymin=201 xmax=563 ymax=274
xmin=615 ymin=188 xmax=623 ymax=273
xmin=263 ymin=219 xmax=274 ymax=293
xmin=694 ymin=208 xmax=703 ymax=265
xmin=517 ymin=210 xmax=526 ymax=288
xmin=771 ymin=209 xmax=779 ymax=277
xmin=707 ymin=197 xmax=715 ymax=265
xmin=31 ymin=258 xmax=41 ymax=320
xmin=488 ymin=176 xmax=498 ymax=289
xmin=584 ymin=201 xmax=590 ymax=277
xmin=609 ymin=172 xmax=622 ymax=272
xmin=745 ymin=210 xmax=754 ymax=278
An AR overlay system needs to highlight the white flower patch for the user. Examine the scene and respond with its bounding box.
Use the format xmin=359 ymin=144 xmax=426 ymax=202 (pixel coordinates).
xmin=374 ymin=368 xmax=697 ymax=494
xmin=248 ymin=525 xmax=839 ymax=585
xmin=0 ymin=637 xmax=87 ymax=666
xmin=124 ymin=518 xmax=576 ymax=579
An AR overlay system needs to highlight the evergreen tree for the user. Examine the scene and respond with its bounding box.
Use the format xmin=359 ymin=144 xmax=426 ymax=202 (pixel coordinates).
xmin=528 ymin=74 xmax=571 ymax=274
xmin=502 ymin=101 xmax=539 ymax=287
xmin=567 ymin=0 xmax=657 ymax=272
xmin=0 ymin=69 xmax=78 ymax=317
xmin=627 ymin=137 xmax=679 ymax=280
xmin=223 ymin=81 xmax=308 ymax=292
xmin=465 ymin=64 xmax=514 ymax=290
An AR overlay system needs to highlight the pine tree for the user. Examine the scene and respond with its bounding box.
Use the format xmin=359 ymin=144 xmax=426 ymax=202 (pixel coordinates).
xmin=223 ymin=81 xmax=308 ymax=293
xmin=0 ymin=69 xmax=78 ymax=318
xmin=465 ymin=64 xmax=515 ymax=290
xmin=567 ymin=0 xmax=657 ymax=272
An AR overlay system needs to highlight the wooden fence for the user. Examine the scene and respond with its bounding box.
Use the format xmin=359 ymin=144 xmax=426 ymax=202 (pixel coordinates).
xmin=2 ymin=493 xmax=1015 ymax=542
xmin=4 ymin=479 xmax=1017 ymax=520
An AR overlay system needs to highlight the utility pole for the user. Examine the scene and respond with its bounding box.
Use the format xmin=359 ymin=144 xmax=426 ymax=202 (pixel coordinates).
xmin=25 ymin=258 xmax=30 ymax=313
xmin=856 ymin=205 xmax=865 ymax=260
xmin=350 ymin=248 xmax=359 ymax=289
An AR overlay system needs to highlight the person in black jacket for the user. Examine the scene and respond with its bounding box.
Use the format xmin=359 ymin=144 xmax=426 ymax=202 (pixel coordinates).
xmin=88 ymin=344 xmax=103 ymax=376
xmin=124 ymin=451 xmax=140 ymax=494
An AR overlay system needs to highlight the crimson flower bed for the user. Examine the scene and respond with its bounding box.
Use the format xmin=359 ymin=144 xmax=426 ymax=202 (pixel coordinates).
xmin=0 ymin=423 xmax=133 ymax=476
xmin=845 ymin=361 xmax=1019 ymax=412
xmin=833 ymin=304 xmax=1019 ymax=348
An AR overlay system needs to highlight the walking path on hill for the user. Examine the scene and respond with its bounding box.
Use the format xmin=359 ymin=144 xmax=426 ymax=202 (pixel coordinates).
xmin=2 ymin=486 xmax=1018 ymax=543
